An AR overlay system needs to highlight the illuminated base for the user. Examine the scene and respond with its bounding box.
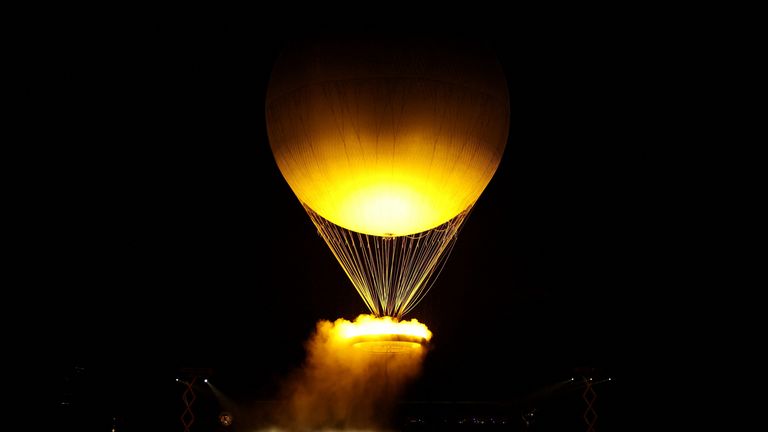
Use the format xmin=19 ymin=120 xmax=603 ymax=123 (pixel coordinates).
xmin=349 ymin=333 xmax=428 ymax=353
xmin=337 ymin=314 xmax=432 ymax=353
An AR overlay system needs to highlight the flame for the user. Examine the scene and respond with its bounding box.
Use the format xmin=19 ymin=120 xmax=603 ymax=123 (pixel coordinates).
xmin=336 ymin=314 xmax=432 ymax=342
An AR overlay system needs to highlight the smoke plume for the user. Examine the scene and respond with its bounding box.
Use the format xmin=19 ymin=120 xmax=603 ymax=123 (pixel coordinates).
xmin=273 ymin=315 xmax=430 ymax=431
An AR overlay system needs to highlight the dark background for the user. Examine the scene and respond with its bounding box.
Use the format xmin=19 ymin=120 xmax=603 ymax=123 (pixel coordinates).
xmin=24 ymin=8 xmax=665 ymax=430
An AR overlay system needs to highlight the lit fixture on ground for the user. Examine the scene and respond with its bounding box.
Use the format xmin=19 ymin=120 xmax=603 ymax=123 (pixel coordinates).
xmin=218 ymin=412 xmax=233 ymax=427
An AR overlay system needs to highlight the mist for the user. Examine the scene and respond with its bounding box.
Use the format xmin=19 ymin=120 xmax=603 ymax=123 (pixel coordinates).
xmin=263 ymin=315 xmax=429 ymax=431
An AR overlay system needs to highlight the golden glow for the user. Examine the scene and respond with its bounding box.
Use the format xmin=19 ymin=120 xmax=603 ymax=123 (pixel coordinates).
xmin=337 ymin=181 xmax=426 ymax=237
xmin=337 ymin=314 xmax=432 ymax=349
xmin=278 ymin=146 xmax=496 ymax=236
xmin=269 ymin=122 xmax=504 ymax=236
xmin=266 ymin=39 xmax=509 ymax=236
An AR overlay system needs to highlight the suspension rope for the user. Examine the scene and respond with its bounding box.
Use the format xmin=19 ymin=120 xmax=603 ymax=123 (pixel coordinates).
xmin=305 ymin=204 xmax=471 ymax=318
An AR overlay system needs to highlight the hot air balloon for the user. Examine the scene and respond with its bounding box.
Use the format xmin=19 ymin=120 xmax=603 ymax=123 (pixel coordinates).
xmin=266 ymin=36 xmax=509 ymax=319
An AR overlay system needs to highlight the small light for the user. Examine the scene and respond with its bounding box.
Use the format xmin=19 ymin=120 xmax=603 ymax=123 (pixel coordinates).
xmin=589 ymin=378 xmax=592 ymax=381
xmin=608 ymin=377 xmax=612 ymax=381
xmin=175 ymin=378 xmax=179 ymax=382
xmin=571 ymin=377 xmax=574 ymax=381
xmin=204 ymin=379 xmax=208 ymax=383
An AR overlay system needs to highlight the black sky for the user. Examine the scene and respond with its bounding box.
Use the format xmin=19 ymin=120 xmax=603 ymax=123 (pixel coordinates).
xmin=27 ymin=11 xmax=660 ymax=429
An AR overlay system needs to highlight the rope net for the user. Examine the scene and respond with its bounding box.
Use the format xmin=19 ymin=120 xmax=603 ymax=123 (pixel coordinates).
xmin=305 ymin=204 xmax=472 ymax=318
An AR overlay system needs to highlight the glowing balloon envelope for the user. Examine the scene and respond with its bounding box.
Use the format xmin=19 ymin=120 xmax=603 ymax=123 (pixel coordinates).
xmin=266 ymin=36 xmax=509 ymax=317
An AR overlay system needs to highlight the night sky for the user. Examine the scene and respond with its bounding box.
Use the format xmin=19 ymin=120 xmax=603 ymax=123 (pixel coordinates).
xmin=29 ymin=11 xmax=654 ymax=430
